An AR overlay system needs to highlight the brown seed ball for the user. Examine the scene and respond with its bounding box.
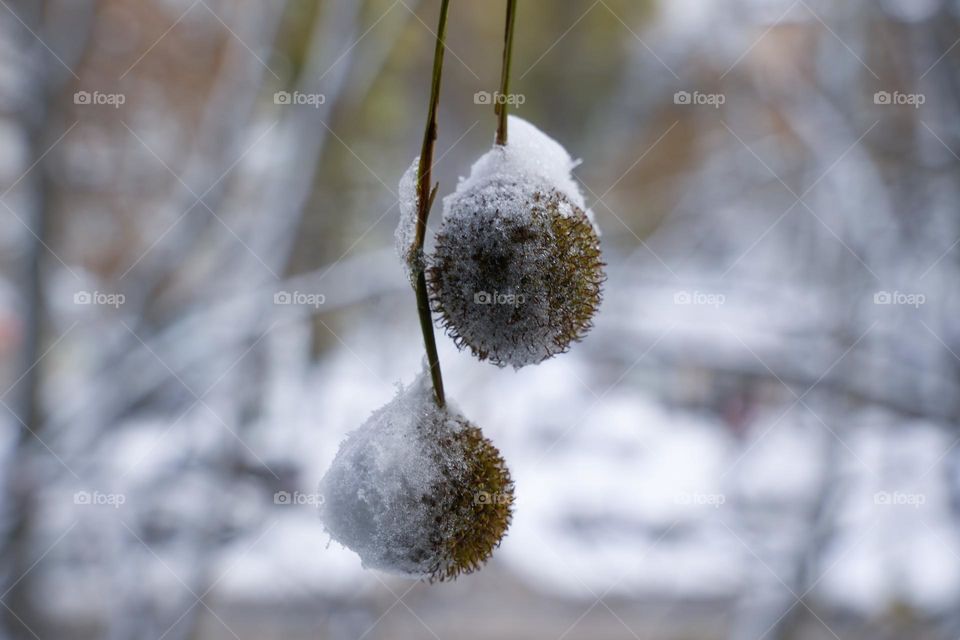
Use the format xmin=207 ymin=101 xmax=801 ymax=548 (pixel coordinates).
xmin=435 ymin=421 xmax=514 ymax=581
xmin=428 ymin=178 xmax=604 ymax=368
xmin=319 ymin=380 xmax=513 ymax=581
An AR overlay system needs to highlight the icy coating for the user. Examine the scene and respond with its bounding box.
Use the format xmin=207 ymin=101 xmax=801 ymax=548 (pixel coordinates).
xmin=318 ymin=375 xmax=471 ymax=578
xmin=395 ymin=156 xmax=421 ymax=283
xmin=443 ymin=115 xmax=596 ymax=230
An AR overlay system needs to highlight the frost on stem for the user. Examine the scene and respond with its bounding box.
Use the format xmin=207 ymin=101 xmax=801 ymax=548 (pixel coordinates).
xmin=395 ymin=156 xmax=422 ymax=284
xmin=319 ymin=375 xmax=514 ymax=581
xmin=427 ymin=116 xmax=604 ymax=368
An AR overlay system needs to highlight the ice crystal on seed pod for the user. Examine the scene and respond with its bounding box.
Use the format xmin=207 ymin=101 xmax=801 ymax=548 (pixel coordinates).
xmin=395 ymin=156 xmax=422 ymax=284
xmin=318 ymin=375 xmax=514 ymax=581
xmin=427 ymin=116 xmax=604 ymax=368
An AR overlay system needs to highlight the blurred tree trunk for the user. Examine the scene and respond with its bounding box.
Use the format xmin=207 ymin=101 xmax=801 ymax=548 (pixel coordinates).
xmin=0 ymin=1 xmax=95 ymax=636
xmin=2 ymin=0 xmax=52 ymax=634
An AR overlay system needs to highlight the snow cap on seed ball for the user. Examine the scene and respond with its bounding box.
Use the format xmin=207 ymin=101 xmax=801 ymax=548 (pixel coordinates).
xmin=318 ymin=373 xmax=513 ymax=581
xmin=428 ymin=117 xmax=605 ymax=368
xmin=442 ymin=116 xmax=596 ymax=231
xmin=395 ymin=155 xmax=422 ymax=284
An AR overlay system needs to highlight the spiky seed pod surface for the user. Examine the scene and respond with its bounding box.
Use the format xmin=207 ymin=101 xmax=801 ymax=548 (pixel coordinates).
xmin=428 ymin=177 xmax=604 ymax=368
xmin=319 ymin=377 xmax=513 ymax=581
xmin=426 ymin=116 xmax=604 ymax=368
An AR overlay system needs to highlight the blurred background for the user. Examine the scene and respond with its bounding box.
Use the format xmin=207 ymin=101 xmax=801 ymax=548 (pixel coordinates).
xmin=1 ymin=0 xmax=959 ymax=638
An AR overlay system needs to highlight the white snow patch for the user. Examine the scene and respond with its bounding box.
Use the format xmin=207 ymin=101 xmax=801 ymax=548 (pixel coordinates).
xmin=502 ymin=390 xmax=739 ymax=598
xmin=318 ymin=373 xmax=471 ymax=578
xmin=395 ymin=155 xmax=421 ymax=283
xmin=215 ymin=514 xmax=372 ymax=600
xmin=443 ymin=115 xmax=596 ymax=229
xmin=816 ymin=420 xmax=960 ymax=614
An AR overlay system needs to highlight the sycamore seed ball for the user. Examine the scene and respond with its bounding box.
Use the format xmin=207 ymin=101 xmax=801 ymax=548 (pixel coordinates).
xmin=319 ymin=376 xmax=513 ymax=581
xmin=427 ymin=117 xmax=604 ymax=369
xmin=429 ymin=179 xmax=603 ymax=367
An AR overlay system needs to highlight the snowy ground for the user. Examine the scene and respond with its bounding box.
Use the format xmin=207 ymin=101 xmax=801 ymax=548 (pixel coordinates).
xmin=183 ymin=266 xmax=960 ymax=618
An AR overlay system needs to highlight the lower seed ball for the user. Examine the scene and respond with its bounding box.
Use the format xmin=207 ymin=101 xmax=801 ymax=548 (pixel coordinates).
xmin=319 ymin=379 xmax=514 ymax=581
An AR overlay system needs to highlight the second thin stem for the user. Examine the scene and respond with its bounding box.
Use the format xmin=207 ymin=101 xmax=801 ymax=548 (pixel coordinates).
xmin=495 ymin=0 xmax=518 ymax=146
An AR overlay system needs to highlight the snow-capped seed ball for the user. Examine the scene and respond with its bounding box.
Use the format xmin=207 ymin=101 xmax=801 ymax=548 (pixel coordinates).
xmin=427 ymin=116 xmax=604 ymax=368
xmin=429 ymin=179 xmax=603 ymax=367
xmin=319 ymin=376 xmax=513 ymax=581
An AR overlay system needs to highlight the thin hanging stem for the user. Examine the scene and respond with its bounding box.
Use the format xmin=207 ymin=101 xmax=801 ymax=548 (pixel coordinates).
xmin=411 ymin=0 xmax=450 ymax=407
xmin=495 ymin=0 xmax=518 ymax=146
xmin=414 ymin=0 xmax=448 ymax=249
